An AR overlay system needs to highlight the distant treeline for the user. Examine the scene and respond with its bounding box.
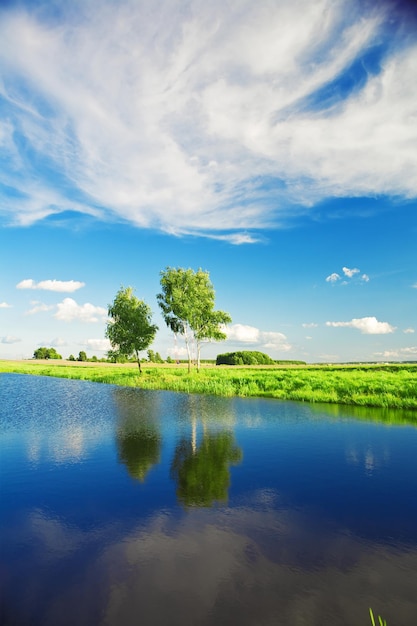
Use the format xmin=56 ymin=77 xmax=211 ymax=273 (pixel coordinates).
xmin=216 ymin=351 xmax=306 ymax=366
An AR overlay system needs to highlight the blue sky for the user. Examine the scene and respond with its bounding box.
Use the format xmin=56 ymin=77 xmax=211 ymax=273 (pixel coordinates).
xmin=0 ymin=0 xmax=416 ymax=363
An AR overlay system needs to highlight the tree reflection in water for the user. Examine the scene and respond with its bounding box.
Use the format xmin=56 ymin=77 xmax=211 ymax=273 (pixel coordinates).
xmin=113 ymin=388 xmax=162 ymax=482
xmin=171 ymin=427 xmax=242 ymax=507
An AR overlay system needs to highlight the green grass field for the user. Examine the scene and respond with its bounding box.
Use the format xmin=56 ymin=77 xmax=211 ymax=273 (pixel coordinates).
xmin=1 ymin=360 xmax=416 ymax=412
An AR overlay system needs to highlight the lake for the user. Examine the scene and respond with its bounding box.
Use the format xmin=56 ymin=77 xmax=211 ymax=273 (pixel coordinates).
xmin=1 ymin=373 xmax=417 ymax=625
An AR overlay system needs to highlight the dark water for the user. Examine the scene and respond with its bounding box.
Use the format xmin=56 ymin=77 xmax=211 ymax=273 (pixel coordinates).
xmin=1 ymin=374 xmax=417 ymax=626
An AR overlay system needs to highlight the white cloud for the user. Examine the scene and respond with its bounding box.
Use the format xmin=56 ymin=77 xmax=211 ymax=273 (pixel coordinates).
xmin=0 ymin=1 xmax=416 ymax=239
xmin=302 ymin=323 xmax=318 ymax=328
xmin=54 ymin=298 xmax=107 ymax=323
xmin=16 ymin=279 xmax=85 ymax=292
xmin=226 ymin=324 xmax=261 ymax=343
xmin=0 ymin=335 xmax=21 ymax=344
xmin=413 ymin=283 xmax=417 ymax=289
xmin=0 ymin=302 xmax=12 ymax=308
xmin=376 ymin=347 xmax=417 ymax=358
xmin=25 ymin=301 xmax=54 ymax=315
xmin=226 ymin=324 xmax=291 ymax=352
xmin=326 ymin=267 xmax=369 ymax=284
xmin=16 ymin=279 xmax=34 ymax=290
xmin=84 ymin=338 xmax=112 ymax=353
xmin=167 ymin=346 xmax=189 ymax=359
xmin=342 ymin=267 xmax=360 ymax=278
xmin=326 ymin=273 xmax=341 ymax=283
xmin=49 ymin=337 xmax=68 ymax=347
xmin=326 ymin=316 xmax=396 ymax=334
xmin=404 ymin=328 xmax=415 ymax=334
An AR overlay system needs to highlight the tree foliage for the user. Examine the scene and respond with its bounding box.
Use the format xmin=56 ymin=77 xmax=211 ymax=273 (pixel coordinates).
xmin=216 ymin=351 xmax=275 ymax=365
xmin=157 ymin=267 xmax=231 ymax=372
xmin=147 ymin=349 xmax=164 ymax=363
xmin=106 ymin=286 xmax=158 ymax=374
xmin=33 ymin=347 xmax=62 ymax=360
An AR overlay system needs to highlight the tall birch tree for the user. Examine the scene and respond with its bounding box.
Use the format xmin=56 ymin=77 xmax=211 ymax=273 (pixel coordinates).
xmin=157 ymin=267 xmax=231 ymax=372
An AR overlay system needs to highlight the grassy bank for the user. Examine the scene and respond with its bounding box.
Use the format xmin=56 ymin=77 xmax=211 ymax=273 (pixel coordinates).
xmin=1 ymin=360 xmax=416 ymax=411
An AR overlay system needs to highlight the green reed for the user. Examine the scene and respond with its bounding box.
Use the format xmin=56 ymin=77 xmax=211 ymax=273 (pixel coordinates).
xmin=369 ymin=607 xmax=387 ymax=626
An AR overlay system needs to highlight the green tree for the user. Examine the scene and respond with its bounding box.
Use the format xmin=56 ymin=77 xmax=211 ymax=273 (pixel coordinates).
xmin=78 ymin=350 xmax=87 ymax=362
xmin=33 ymin=347 xmax=62 ymax=360
xmin=147 ymin=349 xmax=155 ymax=362
xmin=216 ymin=350 xmax=275 ymax=365
xmin=106 ymin=286 xmax=158 ymax=374
xmin=68 ymin=354 xmax=76 ymax=361
xmin=157 ymin=267 xmax=231 ymax=372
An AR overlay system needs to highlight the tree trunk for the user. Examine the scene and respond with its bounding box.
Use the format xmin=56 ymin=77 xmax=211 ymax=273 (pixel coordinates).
xmin=196 ymin=341 xmax=201 ymax=373
xmin=185 ymin=332 xmax=192 ymax=373
xmin=136 ymin=350 xmax=142 ymax=374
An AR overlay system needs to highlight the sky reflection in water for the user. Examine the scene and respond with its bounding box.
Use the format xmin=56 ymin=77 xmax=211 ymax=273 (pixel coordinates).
xmin=1 ymin=374 xmax=417 ymax=625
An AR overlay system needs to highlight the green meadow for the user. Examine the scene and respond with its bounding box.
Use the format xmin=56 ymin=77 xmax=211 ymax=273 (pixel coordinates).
xmin=1 ymin=360 xmax=416 ymax=413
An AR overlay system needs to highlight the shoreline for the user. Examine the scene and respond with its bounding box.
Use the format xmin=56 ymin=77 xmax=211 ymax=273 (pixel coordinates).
xmin=1 ymin=360 xmax=416 ymax=412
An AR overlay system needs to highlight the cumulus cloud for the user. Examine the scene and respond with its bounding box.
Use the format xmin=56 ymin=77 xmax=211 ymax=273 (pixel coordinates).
xmin=84 ymin=338 xmax=112 ymax=352
xmin=25 ymin=301 xmax=54 ymax=315
xmin=167 ymin=345 xmax=189 ymax=359
xmin=16 ymin=279 xmax=85 ymax=292
xmin=0 ymin=302 xmax=12 ymax=308
xmin=404 ymin=328 xmax=415 ymax=334
xmin=0 ymin=335 xmax=21 ymax=344
xmin=0 ymin=0 xmax=416 ymax=241
xmin=302 ymin=323 xmax=318 ymax=328
xmin=326 ymin=316 xmax=396 ymax=334
xmin=49 ymin=337 xmax=68 ymax=347
xmin=226 ymin=324 xmax=291 ymax=352
xmin=226 ymin=324 xmax=261 ymax=343
xmin=326 ymin=267 xmax=369 ymax=284
xmin=342 ymin=267 xmax=360 ymax=278
xmin=376 ymin=347 xmax=417 ymax=358
xmin=325 ymin=273 xmax=341 ymax=283
xmin=55 ymin=298 xmax=107 ymax=323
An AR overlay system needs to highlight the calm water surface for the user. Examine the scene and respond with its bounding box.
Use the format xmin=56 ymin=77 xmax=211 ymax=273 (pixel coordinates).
xmin=1 ymin=374 xmax=417 ymax=625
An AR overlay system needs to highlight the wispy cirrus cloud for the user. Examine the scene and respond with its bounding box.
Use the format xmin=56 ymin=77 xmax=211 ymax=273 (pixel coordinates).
xmin=0 ymin=0 xmax=416 ymax=242
xmin=326 ymin=316 xmax=395 ymax=334
xmin=17 ymin=279 xmax=85 ymax=292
